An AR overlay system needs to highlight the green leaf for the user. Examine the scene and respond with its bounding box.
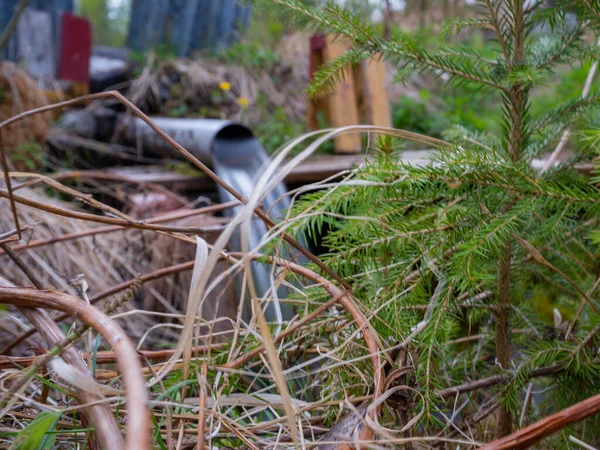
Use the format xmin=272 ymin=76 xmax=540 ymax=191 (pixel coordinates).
xmin=10 ymin=410 xmax=62 ymax=450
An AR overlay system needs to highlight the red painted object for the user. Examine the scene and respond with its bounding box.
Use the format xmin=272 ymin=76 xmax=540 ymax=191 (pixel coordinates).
xmin=310 ymin=33 xmax=327 ymax=51
xmin=57 ymin=13 xmax=92 ymax=87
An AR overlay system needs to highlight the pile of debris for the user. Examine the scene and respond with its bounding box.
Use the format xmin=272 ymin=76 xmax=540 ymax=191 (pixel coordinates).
xmin=125 ymin=51 xmax=307 ymax=129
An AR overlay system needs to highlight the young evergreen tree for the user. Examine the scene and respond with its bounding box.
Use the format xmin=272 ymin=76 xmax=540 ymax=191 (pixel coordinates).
xmin=269 ymin=0 xmax=600 ymax=444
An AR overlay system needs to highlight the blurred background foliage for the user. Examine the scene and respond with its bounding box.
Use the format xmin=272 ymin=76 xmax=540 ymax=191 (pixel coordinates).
xmin=74 ymin=0 xmax=600 ymax=154
xmin=76 ymin=0 xmax=130 ymax=47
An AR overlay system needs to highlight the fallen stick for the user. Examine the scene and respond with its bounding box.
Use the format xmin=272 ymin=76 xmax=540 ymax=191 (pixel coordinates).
xmin=481 ymin=392 xmax=600 ymax=449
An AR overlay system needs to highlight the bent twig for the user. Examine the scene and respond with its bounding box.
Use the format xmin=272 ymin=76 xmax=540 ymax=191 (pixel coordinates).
xmin=0 ymin=276 xmax=124 ymax=449
xmin=0 ymin=287 xmax=151 ymax=450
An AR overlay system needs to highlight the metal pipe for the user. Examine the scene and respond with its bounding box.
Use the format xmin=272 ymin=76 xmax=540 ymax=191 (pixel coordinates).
xmin=122 ymin=116 xmax=231 ymax=163
xmin=123 ymin=116 xmax=298 ymax=322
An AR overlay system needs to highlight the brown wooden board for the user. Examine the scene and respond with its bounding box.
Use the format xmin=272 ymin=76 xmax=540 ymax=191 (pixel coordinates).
xmin=63 ymin=152 xmax=592 ymax=192
xmin=362 ymin=56 xmax=391 ymax=128
xmin=322 ymin=35 xmax=362 ymax=153
xmin=308 ymin=35 xmax=391 ymax=154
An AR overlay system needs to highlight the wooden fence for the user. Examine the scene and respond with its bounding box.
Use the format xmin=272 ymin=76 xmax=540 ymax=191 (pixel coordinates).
xmin=127 ymin=0 xmax=252 ymax=56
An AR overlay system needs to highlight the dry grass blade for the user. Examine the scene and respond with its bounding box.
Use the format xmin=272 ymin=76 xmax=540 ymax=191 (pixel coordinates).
xmin=253 ymin=295 xmax=301 ymax=448
xmin=0 ymin=344 xmax=224 ymax=370
xmin=513 ymin=234 xmax=600 ymax=315
xmin=0 ymin=187 xmax=207 ymax=235
xmin=229 ymin=253 xmax=385 ymax=445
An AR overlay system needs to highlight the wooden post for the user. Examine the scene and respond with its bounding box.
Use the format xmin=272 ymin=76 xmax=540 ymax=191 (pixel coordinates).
xmin=308 ymin=34 xmax=391 ymax=154
xmin=354 ymin=55 xmax=391 ymax=129
xmin=322 ymin=35 xmax=362 ymax=153
xmin=308 ymin=35 xmax=362 ymax=154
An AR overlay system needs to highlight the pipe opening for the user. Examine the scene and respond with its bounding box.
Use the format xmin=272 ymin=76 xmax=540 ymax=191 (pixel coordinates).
xmin=214 ymin=124 xmax=254 ymax=142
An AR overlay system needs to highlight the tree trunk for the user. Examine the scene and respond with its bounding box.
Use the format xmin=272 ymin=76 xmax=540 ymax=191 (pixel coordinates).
xmin=442 ymin=0 xmax=450 ymax=20
xmin=496 ymin=245 xmax=513 ymax=437
xmin=382 ymin=0 xmax=392 ymax=39
xmin=495 ymin=0 xmax=526 ymax=439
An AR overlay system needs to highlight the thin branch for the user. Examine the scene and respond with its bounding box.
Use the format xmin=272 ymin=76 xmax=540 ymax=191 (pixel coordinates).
xmin=0 ymin=343 xmax=224 ymax=370
xmin=437 ymin=360 xmax=576 ymax=399
xmin=0 ymin=188 xmax=217 ymax=235
xmin=0 ymin=201 xmax=237 ymax=255
xmin=0 ymin=131 xmax=21 ymax=244
xmin=0 ymin=242 xmax=43 ymax=289
xmin=0 ymin=283 xmax=136 ymax=410
xmin=1 ymin=260 xmax=197 ymax=354
xmin=481 ymin=392 xmax=600 ymax=449
xmin=566 ymin=275 xmax=600 ymax=338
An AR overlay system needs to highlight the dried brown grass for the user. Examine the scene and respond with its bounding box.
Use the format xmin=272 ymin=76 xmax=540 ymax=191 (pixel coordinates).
xmin=0 ymin=62 xmax=50 ymax=170
xmin=126 ymin=53 xmax=306 ymax=128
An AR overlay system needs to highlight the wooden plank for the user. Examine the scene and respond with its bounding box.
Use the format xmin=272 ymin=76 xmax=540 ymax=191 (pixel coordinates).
xmin=361 ymin=56 xmax=391 ymax=128
xmin=189 ymin=0 xmax=220 ymax=51
xmin=126 ymin=0 xmax=170 ymax=52
xmin=217 ymin=0 xmax=237 ymax=49
xmin=64 ymin=151 xmax=435 ymax=191
xmin=231 ymin=3 xmax=252 ymax=45
xmin=15 ymin=8 xmax=55 ymax=80
xmin=1 ymin=0 xmax=22 ymax=60
xmin=323 ymin=35 xmax=362 ymax=154
xmin=128 ymin=0 xmax=251 ymax=55
xmin=66 ymin=152 xmax=592 ymax=192
xmin=1 ymin=0 xmax=74 ymax=60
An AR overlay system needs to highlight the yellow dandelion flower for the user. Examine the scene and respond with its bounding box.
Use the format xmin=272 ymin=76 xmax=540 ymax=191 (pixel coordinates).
xmin=237 ymin=97 xmax=249 ymax=107
xmin=219 ymin=82 xmax=231 ymax=91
